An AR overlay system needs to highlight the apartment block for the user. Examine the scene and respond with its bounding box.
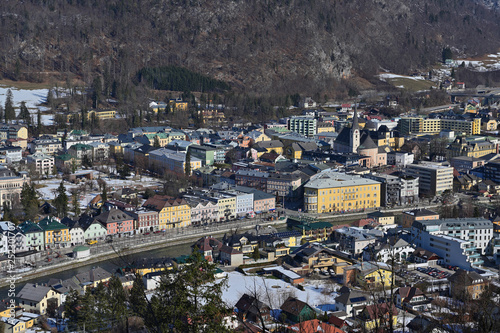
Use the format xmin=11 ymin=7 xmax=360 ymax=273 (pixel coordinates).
xmin=405 ymin=163 xmax=453 ymax=196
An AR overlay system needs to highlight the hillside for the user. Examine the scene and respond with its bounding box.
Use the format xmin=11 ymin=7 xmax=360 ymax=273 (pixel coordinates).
xmin=0 ymin=0 xmax=499 ymax=95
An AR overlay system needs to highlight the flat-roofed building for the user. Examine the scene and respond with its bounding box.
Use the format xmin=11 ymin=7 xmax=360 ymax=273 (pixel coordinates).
xmin=405 ymin=163 xmax=453 ymax=196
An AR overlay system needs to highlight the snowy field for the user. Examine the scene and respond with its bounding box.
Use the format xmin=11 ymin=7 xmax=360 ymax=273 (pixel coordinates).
xmin=378 ymin=73 xmax=427 ymax=81
xmin=0 ymin=85 xmax=48 ymax=109
xmin=221 ymin=271 xmax=337 ymax=312
xmin=454 ymin=52 xmax=500 ymax=72
xmin=35 ymin=171 xmax=163 ymax=209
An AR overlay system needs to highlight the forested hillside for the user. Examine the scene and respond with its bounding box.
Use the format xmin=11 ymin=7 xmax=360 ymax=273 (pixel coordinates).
xmin=0 ymin=0 xmax=499 ymax=94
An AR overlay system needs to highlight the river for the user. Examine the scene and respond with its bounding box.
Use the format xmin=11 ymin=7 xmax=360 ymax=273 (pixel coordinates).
xmin=0 ymin=241 xmax=193 ymax=301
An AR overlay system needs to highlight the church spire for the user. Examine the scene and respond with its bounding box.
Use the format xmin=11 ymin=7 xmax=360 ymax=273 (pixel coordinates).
xmin=352 ymin=104 xmax=359 ymax=130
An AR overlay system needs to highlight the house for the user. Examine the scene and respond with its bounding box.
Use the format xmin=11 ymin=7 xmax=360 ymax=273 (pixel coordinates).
xmin=287 ymin=319 xmax=343 ymax=333
xmin=142 ymin=195 xmax=191 ymax=230
xmin=357 ymin=303 xmax=398 ymax=331
xmin=395 ymin=287 xmax=432 ymax=312
xmin=60 ymin=217 xmax=85 ymax=245
xmin=402 ymin=208 xmax=440 ymax=228
xmin=74 ymin=267 xmax=112 ymax=289
xmin=94 ymin=208 xmax=135 ymax=236
xmin=343 ymin=262 xmax=393 ymax=288
xmin=78 ymin=214 xmax=108 ymax=241
xmin=328 ymin=315 xmax=349 ymax=331
xmin=280 ymin=297 xmax=316 ymax=323
xmin=367 ymin=211 xmax=395 ymax=225
xmin=16 ymin=284 xmax=61 ymax=315
xmin=406 ymin=316 xmax=447 ymax=333
xmin=362 ymin=238 xmax=415 ymax=263
xmin=191 ymin=236 xmax=243 ymax=266
xmin=235 ymin=294 xmax=272 ymax=325
xmin=17 ymin=220 xmax=44 ymax=251
xmin=448 ymin=269 xmax=490 ymax=300
xmin=285 ymin=243 xmax=354 ymax=275
xmin=38 ymin=217 xmax=71 ymax=248
xmin=411 ymin=247 xmax=443 ymax=265
xmin=334 ymin=289 xmax=370 ymax=317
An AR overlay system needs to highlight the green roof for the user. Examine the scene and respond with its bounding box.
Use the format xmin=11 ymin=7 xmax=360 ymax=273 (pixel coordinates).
xmin=70 ymin=144 xmax=93 ymax=150
xmin=38 ymin=217 xmax=68 ymax=231
xmin=73 ymin=245 xmax=90 ymax=252
xmin=56 ymin=154 xmax=73 ymax=161
xmin=294 ymin=221 xmax=333 ymax=231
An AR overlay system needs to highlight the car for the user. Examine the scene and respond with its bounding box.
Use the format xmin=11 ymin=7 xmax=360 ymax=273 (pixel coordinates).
xmin=154 ymin=230 xmax=162 ymax=234
xmin=87 ymin=240 xmax=98 ymax=245
xmin=144 ymin=232 xmax=150 ymax=236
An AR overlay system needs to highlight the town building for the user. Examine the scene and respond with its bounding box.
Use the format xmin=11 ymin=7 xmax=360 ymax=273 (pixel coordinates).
xmin=0 ymin=146 xmax=22 ymax=163
xmin=411 ymin=217 xmax=493 ymax=255
xmin=451 ymin=156 xmax=486 ymax=173
xmin=38 ymin=217 xmax=71 ymax=248
xmin=386 ymin=151 xmax=414 ymax=167
xmin=402 ymin=208 xmax=440 ymax=228
xmin=128 ymin=209 xmax=160 ymax=233
xmin=446 ymin=136 xmax=497 ymax=159
xmin=26 ymin=153 xmax=54 ymax=175
xmin=148 ymin=148 xmax=202 ymax=175
xmin=142 ymin=195 xmax=191 ymax=229
xmin=94 ymin=208 xmax=135 ymax=236
xmin=0 ymin=167 xmax=29 ymax=209
xmin=448 ymin=269 xmax=490 ymax=300
xmin=16 ymin=284 xmax=60 ymax=315
xmin=304 ymin=171 xmax=381 ymax=213
xmin=18 ymin=220 xmax=44 ymax=251
xmin=29 ymin=138 xmax=62 ymax=156
xmin=398 ymin=116 xmax=481 ymax=136
xmin=287 ymin=116 xmax=317 ymax=137
xmin=405 ymin=163 xmax=453 ymax=196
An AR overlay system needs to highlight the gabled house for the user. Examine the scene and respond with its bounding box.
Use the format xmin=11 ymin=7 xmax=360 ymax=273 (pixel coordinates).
xmin=61 ymin=217 xmax=85 ymax=245
xmin=16 ymin=284 xmax=61 ymax=315
xmin=334 ymin=289 xmax=370 ymax=317
xmin=357 ymin=303 xmax=398 ymax=331
xmin=94 ymin=208 xmax=134 ymax=236
xmin=38 ymin=217 xmax=71 ymax=248
xmin=18 ymin=220 xmax=44 ymax=251
xmin=191 ymin=236 xmax=243 ymax=266
xmin=285 ymin=243 xmax=354 ymax=275
xmin=78 ymin=214 xmax=107 ymax=241
xmin=74 ymin=267 xmax=112 ymax=289
xmin=280 ymin=297 xmax=316 ymax=323
xmin=395 ymin=287 xmax=432 ymax=312
xmin=343 ymin=262 xmax=393 ymax=288
xmin=235 ymin=294 xmax=272 ymax=325
xmin=448 ymin=269 xmax=489 ymax=300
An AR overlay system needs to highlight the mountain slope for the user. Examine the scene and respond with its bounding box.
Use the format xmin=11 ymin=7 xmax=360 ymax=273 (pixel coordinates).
xmin=0 ymin=0 xmax=499 ymax=94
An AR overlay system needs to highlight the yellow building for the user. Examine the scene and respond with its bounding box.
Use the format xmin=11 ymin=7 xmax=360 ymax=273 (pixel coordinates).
xmin=317 ymin=122 xmax=335 ymax=133
xmin=304 ymin=171 xmax=381 ymax=213
xmin=398 ymin=117 xmax=481 ymax=136
xmin=38 ymin=217 xmax=70 ymax=247
xmin=169 ymin=99 xmax=188 ymax=111
xmin=87 ymin=109 xmax=116 ymax=120
xmin=358 ymin=303 xmax=398 ymax=331
xmin=344 ymin=262 xmax=393 ymax=288
xmin=17 ymin=284 xmax=61 ymax=315
xmin=0 ymin=317 xmax=26 ymax=332
xmin=143 ymin=195 xmax=191 ymax=230
xmin=446 ymin=137 xmax=497 ymax=159
xmin=214 ymin=195 xmax=237 ymax=221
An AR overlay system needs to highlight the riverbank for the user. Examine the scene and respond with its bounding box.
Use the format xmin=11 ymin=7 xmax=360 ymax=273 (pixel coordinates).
xmin=0 ymin=219 xmax=288 ymax=288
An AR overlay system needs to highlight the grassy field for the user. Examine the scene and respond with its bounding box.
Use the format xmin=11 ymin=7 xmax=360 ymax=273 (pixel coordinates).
xmin=385 ymin=77 xmax=437 ymax=92
xmin=0 ymin=79 xmax=65 ymax=90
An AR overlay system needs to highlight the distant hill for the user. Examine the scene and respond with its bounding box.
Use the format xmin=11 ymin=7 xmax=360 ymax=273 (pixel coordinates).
xmin=0 ymin=0 xmax=499 ymax=94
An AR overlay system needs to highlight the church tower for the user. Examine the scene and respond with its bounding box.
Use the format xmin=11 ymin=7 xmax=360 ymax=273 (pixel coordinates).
xmin=350 ymin=107 xmax=360 ymax=153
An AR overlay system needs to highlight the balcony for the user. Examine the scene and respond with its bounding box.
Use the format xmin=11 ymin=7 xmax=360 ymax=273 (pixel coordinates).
xmin=464 ymin=246 xmax=476 ymax=252
xmin=468 ymin=253 xmax=481 ymax=258
xmin=468 ymin=231 xmax=475 ymax=236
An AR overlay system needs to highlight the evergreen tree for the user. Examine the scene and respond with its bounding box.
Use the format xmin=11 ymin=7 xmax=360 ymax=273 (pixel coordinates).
xmin=71 ymin=192 xmax=80 ymax=217
xmin=252 ymin=245 xmax=260 ymax=261
xmin=18 ymin=101 xmax=30 ymax=122
xmin=4 ymin=89 xmax=15 ymax=122
xmin=102 ymin=185 xmax=108 ymax=202
xmin=185 ymin=150 xmax=191 ymax=176
xmin=53 ymin=181 xmax=69 ymax=218
xmin=37 ymin=110 xmax=42 ymax=135
xmin=107 ymin=276 xmax=128 ymax=330
xmin=153 ymin=136 xmax=160 ymax=147
xmin=20 ymin=183 xmax=39 ymax=221
xmin=130 ymin=251 xmax=231 ymax=332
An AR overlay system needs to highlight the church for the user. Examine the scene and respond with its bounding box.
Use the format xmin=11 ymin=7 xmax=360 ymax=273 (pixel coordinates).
xmin=334 ymin=109 xmax=389 ymax=168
